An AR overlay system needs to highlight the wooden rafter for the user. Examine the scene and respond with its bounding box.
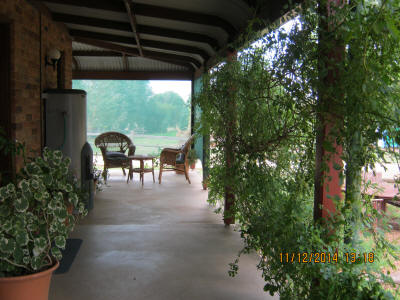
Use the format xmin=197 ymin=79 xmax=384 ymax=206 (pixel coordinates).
xmin=73 ymin=50 xmax=124 ymax=57
xmin=69 ymin=29 xmax=209 ymax=60
xmin=52 ymin=13 xmax=219 ymax=49
xmin=74 ymin=37 xmax=139 ymax=56
xmin=122 ymin=54 xmax=129 ymax=71
xmin=72 ymin=37 xmax=200 ymax=68
xmin=73 ymin=71 xmax=193 ymax=80
xmin=123 ymin=0 xmax=143 ymax=56
xmin=42 ymin=0 xmax=237 ymax=38
xmin=72 ymin=56 xmax=80 ymax=71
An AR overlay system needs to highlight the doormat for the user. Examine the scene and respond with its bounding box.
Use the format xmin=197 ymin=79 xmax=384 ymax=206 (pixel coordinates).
xmin=54 ymin=238 xmax=83 ymax=275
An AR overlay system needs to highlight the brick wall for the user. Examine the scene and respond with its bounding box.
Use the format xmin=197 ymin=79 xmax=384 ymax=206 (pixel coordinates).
xmin=0 ymin=0 xmax=72 ymax=170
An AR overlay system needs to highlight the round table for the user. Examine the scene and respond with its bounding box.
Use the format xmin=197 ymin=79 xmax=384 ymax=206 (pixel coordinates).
xmin=127 ymin=155 xmax=155 ymax=186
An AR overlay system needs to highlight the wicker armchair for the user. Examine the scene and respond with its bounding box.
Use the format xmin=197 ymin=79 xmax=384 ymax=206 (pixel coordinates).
xmin=159 ymin=134 xmax=195 ymax=184
xmin=94 ymin=132 xmax=136 ymax=181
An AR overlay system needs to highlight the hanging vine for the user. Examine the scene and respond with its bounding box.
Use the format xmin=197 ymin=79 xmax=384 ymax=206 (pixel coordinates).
xmin=194 ymin=0 xmax=400 ymax=298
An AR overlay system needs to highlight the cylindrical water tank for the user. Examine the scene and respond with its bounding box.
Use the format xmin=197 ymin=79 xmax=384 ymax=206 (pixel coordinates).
xmin=43 ymin=89 xmax=87 ymax=183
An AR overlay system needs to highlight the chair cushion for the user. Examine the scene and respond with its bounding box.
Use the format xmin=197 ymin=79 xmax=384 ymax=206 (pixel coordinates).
xmin=105 ymin=151 xmax=127 ymax=160
xmin=176 ymin=153 xmax=185 ymax=164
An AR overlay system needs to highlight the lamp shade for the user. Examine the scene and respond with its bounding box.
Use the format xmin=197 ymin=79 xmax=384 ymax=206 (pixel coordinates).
xmin=48 ymin=48 xmax=61 ymax=61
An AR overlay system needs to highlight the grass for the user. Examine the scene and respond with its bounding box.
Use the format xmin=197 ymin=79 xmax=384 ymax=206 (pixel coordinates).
xmin=88 ymin=132 xmax=188 ymax=157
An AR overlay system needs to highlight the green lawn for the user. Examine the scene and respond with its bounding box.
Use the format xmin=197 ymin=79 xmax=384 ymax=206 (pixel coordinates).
xmin=88 ymin=133 xmax=188 ymax=157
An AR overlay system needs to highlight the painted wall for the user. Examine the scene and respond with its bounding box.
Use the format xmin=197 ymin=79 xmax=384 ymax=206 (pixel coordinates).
xmin=0 ymin=0 xmax=72 ymax=170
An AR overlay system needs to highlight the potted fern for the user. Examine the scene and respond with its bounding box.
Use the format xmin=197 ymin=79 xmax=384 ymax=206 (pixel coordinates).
xmin=0 ymin=148 xmax=87 ymax=300
xmin=187 ymin=149 xmax=198 ymax=170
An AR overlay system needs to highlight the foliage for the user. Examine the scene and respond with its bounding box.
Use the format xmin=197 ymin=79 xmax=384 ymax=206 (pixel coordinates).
xmin=73 ymin=80 xmax=190 ymax=135
xmin=187 ymin=149 xmax=198 ymax=165
xmin=0 ymin=148 xmax=88 ymax=276
xmin=194 ymin=0 xmax=400 ymax=298
xmin=0 ymin=127 xmax=26 ymax=184
xmin=93 ymin=156 xmax=107 ymax=192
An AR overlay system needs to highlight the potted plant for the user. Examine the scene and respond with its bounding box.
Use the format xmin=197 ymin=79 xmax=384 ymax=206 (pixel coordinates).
xmin=202 ymin=176 xmax=209 ymax=190
xmin=92 ymin=158 xmax=106 ymax=194
xmin=187 ymin=149 xmax=198 ymax=170
xmin=0 ymin=148 xmax=87 ymax=300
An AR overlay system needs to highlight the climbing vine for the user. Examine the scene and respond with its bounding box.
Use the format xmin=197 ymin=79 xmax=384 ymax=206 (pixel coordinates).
xmin=194 ymin=0 xmax=400 ymax=299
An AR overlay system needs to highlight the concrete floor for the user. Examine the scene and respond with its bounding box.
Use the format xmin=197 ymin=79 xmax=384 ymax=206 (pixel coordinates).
xmin=50 ymin=169 xmax=277 ymax=300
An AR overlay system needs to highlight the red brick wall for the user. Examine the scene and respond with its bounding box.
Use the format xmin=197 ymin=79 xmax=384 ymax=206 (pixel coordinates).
xmin=0 ymin=0 xmax=72 ymax=170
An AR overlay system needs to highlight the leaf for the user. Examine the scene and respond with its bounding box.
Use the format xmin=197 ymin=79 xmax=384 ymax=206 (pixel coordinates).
xmin=55 ymin=207 xmax=67 ymax=221
xmin=2 ymin=220 xmax=13 ymax=233
xmin=33 ymin=237 xmax=47 ymax=256
xmin=43 ymin=174 xmax=53 ymax=186
xmin=31 ymin=256 xmax=43 ymax=270
xmin=68 ymin=193 xmax=78 ymax=207
xmin=55 ymin=236 xmax=66 ymax=249
xmin=322 ymin=140 xmax=336 ymax=153
xmin=51 ymin=247 xmax=62 ymax=260
xmin=23 ymin=256 xmax=31 ymax=265
xmin=14 ymin=197 xmax=29 ymax=212
xmin=0 ymin=205 xmax=11 ymax=217
xmin=385 ymin=16 xmax=400 ymax=40
xmin=15 ymin=231 xmax=29 ymax=246
xmin=333 ymin=162 xmax=342 ymax=171
xmin=34 ymin=192 xmax=44 ymax=202
xmin=0 ymin=237 xmax=16 ymax=254
xmin=13 ymin=247 xmax=24 ymax=263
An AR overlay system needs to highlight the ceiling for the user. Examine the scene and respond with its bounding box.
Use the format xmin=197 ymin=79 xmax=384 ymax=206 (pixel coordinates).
xmin=38 ymin=0 xmax=297 ymax=80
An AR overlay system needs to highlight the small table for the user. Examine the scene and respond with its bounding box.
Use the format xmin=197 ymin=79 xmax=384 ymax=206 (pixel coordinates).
xmin=127 ymin=155 xmax=155 ymax=186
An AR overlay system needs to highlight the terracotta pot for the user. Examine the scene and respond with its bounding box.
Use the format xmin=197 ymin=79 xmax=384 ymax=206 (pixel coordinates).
xmin=0 ymin=261 xmax=59 ymax=300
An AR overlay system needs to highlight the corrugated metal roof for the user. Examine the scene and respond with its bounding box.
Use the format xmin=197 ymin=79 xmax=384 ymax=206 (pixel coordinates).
xmin=127 ymin=56 xmax=189 ymax=72
xmin=75 ymin=55 xmax=190 ymax=72
xmin=73 ymin=42 xmax=106 ymax=51
xmin=42 ymin=0 xmax=298 ymax=79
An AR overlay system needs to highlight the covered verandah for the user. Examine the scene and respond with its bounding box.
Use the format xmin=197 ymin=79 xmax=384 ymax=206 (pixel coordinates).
xmin=50 ymin=170 xmax=276 ymax=300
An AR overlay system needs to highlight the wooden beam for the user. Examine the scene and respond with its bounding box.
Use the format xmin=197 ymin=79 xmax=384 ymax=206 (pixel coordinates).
xmin=52 ymin=13 xmax=131 ymax=31
xmin=73 ymin=50 xmax=123 ymax=57
xmin=72 ymin=56 xmax=80 ymax=70
xmin=73 ymin=71 xmax=193 ymax=80
xmin=139 ymin=25 xmax=218 ymax=49
xmin=141 ymin=40 xmax=209 ymax=61
xmin=132 ymin=2 xmax=237 ymax=39
xmin=122 ymin=54 xmax=129 ymax=71
xmin=52 ymin=13 xmax=219 ymax=48
xmin=73 ymin=37 xmax=140 ymax=56
xmin=70 ymin=29 xmax=136 ymax=45
xmin=42 ymin=0 xmax=125 ymax=12
xmin=70 ymin=29 xmax=208 ymax=60
xmin=72 ymin=38 xmax=200 ymax=68
xmin=123 ymin=0 xmax=143 ymax=56
xmin=42 ymin=0 xmax=236 ymax=38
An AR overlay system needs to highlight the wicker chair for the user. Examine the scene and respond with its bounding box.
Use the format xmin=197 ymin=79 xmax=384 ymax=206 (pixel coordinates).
xmin=94 ymin=132 xmax=136 ymax=181
xmin=158 ymin=134 xmax=195 ymax=184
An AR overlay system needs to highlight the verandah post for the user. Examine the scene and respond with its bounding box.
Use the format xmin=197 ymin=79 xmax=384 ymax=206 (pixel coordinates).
xmin=314 ymin=0 xmax=345 ymax=224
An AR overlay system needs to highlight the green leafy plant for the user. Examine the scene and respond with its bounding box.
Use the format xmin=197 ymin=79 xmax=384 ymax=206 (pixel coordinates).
xmin=93 ymin=155 xmax=106 ymax=192
xmin=194 ymin=0 xmax=400 ymax=298
xmin=187 ymin=149 xmax=198 ymax=166
xmin=0 ymin=127 xmax=26 ymax=185
xmin=0 ymin=148 xmax=87 ymax=277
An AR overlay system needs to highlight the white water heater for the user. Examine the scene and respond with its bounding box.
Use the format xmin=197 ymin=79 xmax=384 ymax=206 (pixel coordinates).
xmin=43 ymin=89 xmax=87 ymax=182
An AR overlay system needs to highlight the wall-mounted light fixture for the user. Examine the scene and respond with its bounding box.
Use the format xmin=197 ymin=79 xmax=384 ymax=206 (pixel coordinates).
xmin=45 ymin=48 xmax=61 ymax=71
